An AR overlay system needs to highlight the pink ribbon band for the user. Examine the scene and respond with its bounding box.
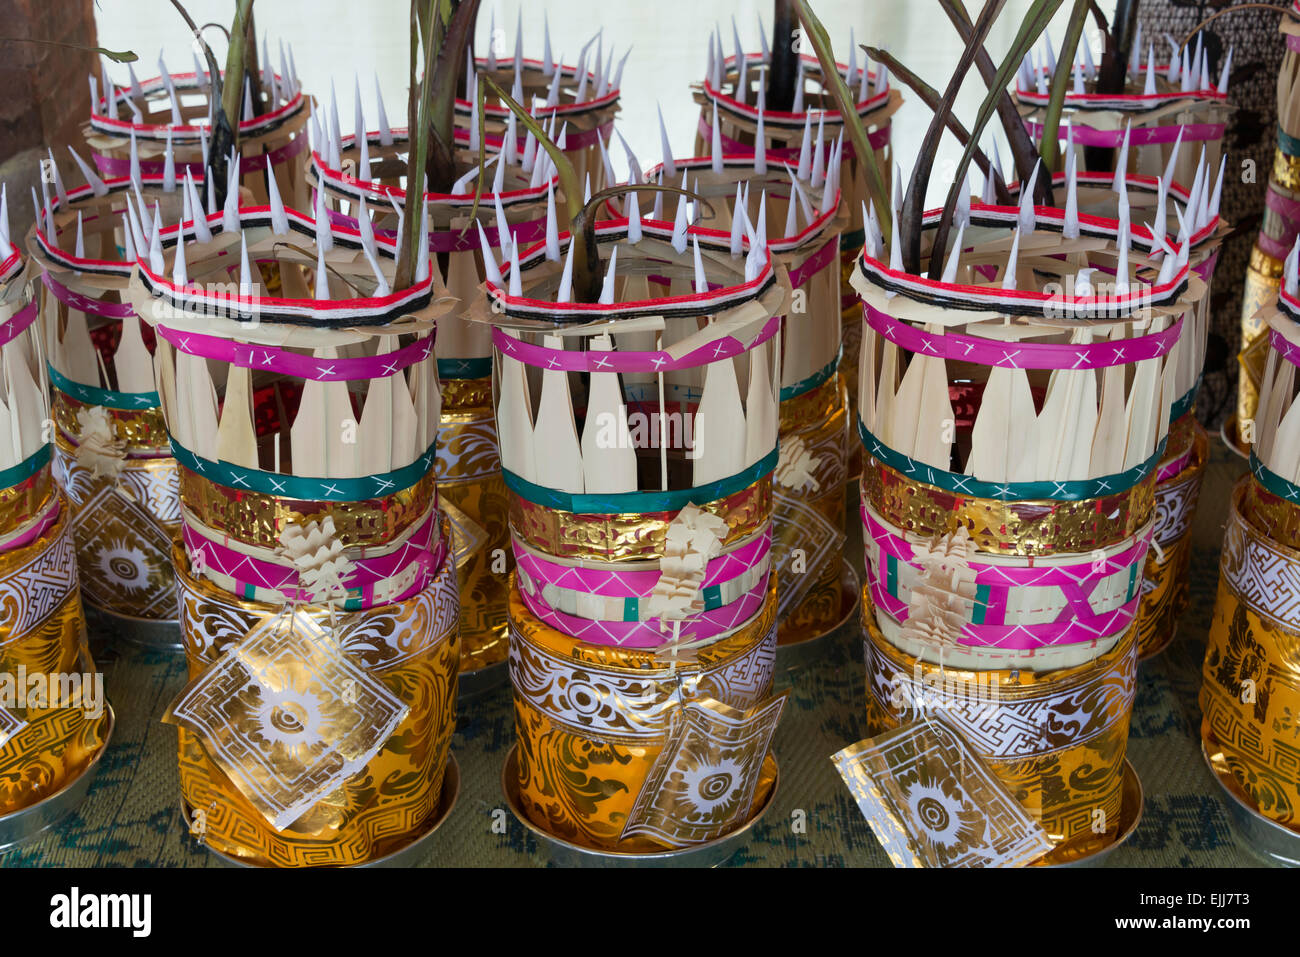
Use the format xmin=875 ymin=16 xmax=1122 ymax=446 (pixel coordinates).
xmin=92 ymin=132 xmax=307 ymax=179
xmin=182 ymin=509 xmax=442 ymax=608
xmin=518 ymin=570 xmax=770 ymax=650
xmin=493 ymin=313 xmax=780 ymax=374
xmin=1023 ymin=119 xmax=1224 ymax=148
xmin=513 ymin=530 xmax=770 ymax=598
xmin=0 ymin=299 xmax=39 ymax=349
xmin=786 ymin=235 xmax=840 ymax=290
xmin=863 ymin=303 xmax=1181 ymax=369
xmin=155 ymin=323 xmax=434 ymax=383
xmin=41 ymin=272 xmax=136 ymax=321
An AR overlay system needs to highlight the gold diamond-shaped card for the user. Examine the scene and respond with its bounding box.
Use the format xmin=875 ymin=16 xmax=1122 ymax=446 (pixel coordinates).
xmin=831 ymin=716 xmax=1053 ymax=868
xmin=621 ymin=693 xmax=787 ymax=848
xmin=164 ymin=608 xmax=409 ymax=830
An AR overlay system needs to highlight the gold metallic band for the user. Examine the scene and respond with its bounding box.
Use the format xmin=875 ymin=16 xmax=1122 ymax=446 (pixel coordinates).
xmin=52 ymin=389 xmax=169 ymax=452
xmin=859 ymin=459 xmax=1154 ymax=557
xmin=177 ymin=464 xmax=439 ymax=552
xmin=508 ymin=477 xmax=772 ymax=563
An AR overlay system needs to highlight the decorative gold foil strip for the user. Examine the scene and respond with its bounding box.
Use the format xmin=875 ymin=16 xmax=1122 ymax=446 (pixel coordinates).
xmin=860 ymin=460 xmax=1155 ymax=557
xmin=177 ymin=464 xmax=439 ymax=552
xmin=0 ymin=466 xmax=54 ymax=536
xmin=442 ymin=471 xmax=510 ymax=672
xmin=440 ymin=374 xmax=493 ymax=412
xmin=508 ymin=478 xmax=772 ymax=563
xmin=52 ymin=390 xmax=169 ymax=452
xmin=1273 ymin=148 xmax=1300 ymax=193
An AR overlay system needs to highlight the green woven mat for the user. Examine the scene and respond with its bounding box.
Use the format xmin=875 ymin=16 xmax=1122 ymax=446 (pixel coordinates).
xmin=0 ymin=444 xmax=1264 ymax=867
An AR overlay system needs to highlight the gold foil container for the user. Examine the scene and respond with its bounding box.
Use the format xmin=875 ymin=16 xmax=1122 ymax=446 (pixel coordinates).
xmin=0 ymin=499 xmax=104 ymax=816
xmin=52 ymin=390 xmax=169 ymax=453
xmin=862 ymin=593 xmax=1137 ymax=863
xmin=1136 ymin=422 xmax=1208 ymax=659
xmin=1201 ymin=480 xmax=1300 ymax=831
xmin=775 ymin=374 xmax=848 ymax=643
xmin=436 ymin=382 xmax=509 ymax=673
xmin=508 ymin=578 xmax=778 ymax=852
xmin=170 ymin=523 xmax=459 ymax=867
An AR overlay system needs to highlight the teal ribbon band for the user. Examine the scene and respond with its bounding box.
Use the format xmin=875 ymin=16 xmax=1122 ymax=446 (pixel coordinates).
xmin=437 ymin=357 xmax=492 ymax=381
xmin=1251 ymin=452 xmax=1300 ymax=504
xmin=48 ymin=364 xmax=160 ymax=411
xmin=0 ymin=444 xmax=51 ymax=493
xmin=503 ymin=448 xmax=778 ymax=515
xmin=1169 ymin=377 xmax=1202 ymax=424
xmin=1280 ymin=125 xmax=1300 ymax=159
xmin=840 ymin=227 xmax=866 ymax=252
xmin=780 ymin=350 xmax=841 ymax=403
xmin=169 ymin=435 xmax=438 ymax=502
xmin=859 ymin=422 xmax=1166 ymax=502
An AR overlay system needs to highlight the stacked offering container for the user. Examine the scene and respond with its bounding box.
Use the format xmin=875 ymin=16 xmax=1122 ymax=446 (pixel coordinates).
xmin=0 ymin=227 xmax=111 ymax=838
xmin=852 ymin=194 xmax=1198 ymax=863
xmin=1203 ymin=262 xmax=1300 ymax=850
xmin=481 ymin=213 xmax=791 ymax=853
xmin=127 ymin=184 xmax=458 ymax=867
xmin=26 ymin=150 xmax=187 ymax=642
xmin=83 ymin=53 xmax=311 ymax=212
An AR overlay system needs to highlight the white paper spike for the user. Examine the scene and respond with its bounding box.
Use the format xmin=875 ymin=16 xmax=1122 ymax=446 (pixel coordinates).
xmin=1002 ymin=226 xmax=1021 ymax=290
xmin=940 ymin=223 xmax=965 ymax=284
xmin=657 ymin=105 xmax=677 ymax=178
xmin=1144 ymin=44 xmax=1157 ymax=96
xmin=556 ymin=238 xmax=575 ymax=303
xmin=171 ymin=221 xmax=188 ymax=286
xmin=1063 ymin=151 xmax=1079 ymax=239
xmin=238 ymin=233 xmax=254 ymax=296
xmin=672 ymin=192 xmax=689 ymax=254
xmin=267 ymin=166 xmax=289 ymax=235
xmin=66 ymin=147 xmax=107 ymax=197
xmin=147 ymin=210 xmax=164 ymax=274
xmin=509 ymin=235 xmax=522 ymax=298
xmin=627 ymin=189 xmax=643 ymax=243
xmin=309 ymin=242 xmax=329 ymax=301
xmin=1209 ymin=155 xmax=1226 ymax=219
xmin=1218 ymin=45 xmax=1234 ymax=95
xmin=599 ymin=245 xmax=620 ymax=303
xmin=373 ymin=73 xmax=393 ymax=146
xmin=1018 ymin=162 xmax=1040 ymax=234
xmin=1112 ymin=124 xmax=1131 ymax=192
xmin=119 ymin=209 xmax=135 ymax=262
xmin=415 ymin=197 xmax=431 ymax=283
xmin=811 ymin=113 xmax=827 ymax=189
xmin=1289 ymin=237 xmax=1300 ymax=298
xmin=477 ymin=221 xmax=503 ymax=286
xmin=185 ymin=170 xmax=212 ymax=243
xmin=754 ymin=85 xmax=767 ymax=173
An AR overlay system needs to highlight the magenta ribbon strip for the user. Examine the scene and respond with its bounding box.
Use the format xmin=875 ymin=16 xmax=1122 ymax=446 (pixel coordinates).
xmin=1157 ymin=445 xmax=1195 ymax=483
xmin=41 ymin=272 xmax=136 ymax=321
xmin=513 ymin=530 xmax=770 ymax=599
xmin=182 ymin=509 xmax=442 ymax=608
xmin=323 ymin=205 xmax=549 ymax=254
xmin=700 ymin=115 xmax=891 ymax=160
xmin=863 ymin=303 xmax=1181 ymax=369
xmin=493 ymin=313 xmax=780 ymax=374
xmin=518 ymin=571 xmax=770 ymax=650
xmin=1023 ymin=119 xmax=1224 ymax=148
xmin=0 ymin=496 xmax=60 ymax=555
xmin=864 ymin=567 xmax=1142 ymax=650
xmin=786 ymin=235 xmax=839 ymax=290
xmin=0 ymin=299 xmax=39 ymax=350
xmin=155 ymin=324 xmax=434 ymax=383
xmin=1258 ymin=187 xmax=1300 ymax=261
xmin=92 ymin=132 xmax=307 ymax=179
xmin=861 ymin=506 xmax=1150 ymax=648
